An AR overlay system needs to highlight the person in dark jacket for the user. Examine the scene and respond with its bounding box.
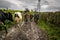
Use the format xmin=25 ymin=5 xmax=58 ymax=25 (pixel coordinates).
xmin=0 ymin=10 xmax=13 ymax=34
xmin=34 ymin=12 xmax=39 ymax=24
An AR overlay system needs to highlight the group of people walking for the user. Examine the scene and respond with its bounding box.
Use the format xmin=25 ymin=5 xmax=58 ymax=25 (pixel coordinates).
xmin=0 ymin=8 xmax=39 ymax=34
xmin=24 ymin=8 xmax=39 ymax=24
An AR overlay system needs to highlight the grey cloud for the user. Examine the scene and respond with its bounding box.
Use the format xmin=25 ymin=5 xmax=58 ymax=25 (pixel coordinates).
xmin=0 ymin=0 xmax=60 ymax=12
xmin=19 ymin=0 xmax=60 ymax=11
xmin=0 ymin=0 xmax=25 ymax=10
xmin=0 ymin=1 xmax=11 ymax=8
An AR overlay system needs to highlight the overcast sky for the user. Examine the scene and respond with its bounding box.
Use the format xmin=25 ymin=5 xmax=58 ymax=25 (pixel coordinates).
xmin=0 ymin=0 xmax=60 ymax=12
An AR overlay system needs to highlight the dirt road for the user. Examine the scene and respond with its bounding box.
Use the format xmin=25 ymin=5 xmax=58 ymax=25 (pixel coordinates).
xmin=0 ymin=21 xmax=49 ymax=40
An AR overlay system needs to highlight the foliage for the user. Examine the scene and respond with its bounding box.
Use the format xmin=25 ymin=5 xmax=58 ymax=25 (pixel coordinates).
xmin=39 ymin=12 xmax=60 ymax=26
xmin=38 ymin=12 xmax=60 ymax=40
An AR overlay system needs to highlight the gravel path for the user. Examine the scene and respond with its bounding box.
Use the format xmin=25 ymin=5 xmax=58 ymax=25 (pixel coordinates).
xmin=0 ymin=21 xmax=49 ymax=40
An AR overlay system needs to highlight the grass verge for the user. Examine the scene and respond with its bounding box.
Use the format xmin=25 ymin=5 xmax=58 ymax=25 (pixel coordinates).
xmin=38 ymin=20 xmax=60 ymax=40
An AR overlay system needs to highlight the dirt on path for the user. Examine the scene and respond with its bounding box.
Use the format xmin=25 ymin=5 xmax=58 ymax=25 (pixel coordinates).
xmin=0 ymin=21 xmax=49 ymax=40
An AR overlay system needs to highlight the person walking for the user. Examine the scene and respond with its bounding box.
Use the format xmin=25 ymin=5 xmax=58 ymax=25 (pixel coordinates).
xmin=34 ymin=12 xmax=39 ymax=24
xmin=24 ymin=8 xmax=30 ymax=24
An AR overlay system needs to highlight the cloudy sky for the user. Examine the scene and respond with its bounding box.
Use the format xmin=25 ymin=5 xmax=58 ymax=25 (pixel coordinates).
xmin=0 ymin=0 xmax=60 ymax=12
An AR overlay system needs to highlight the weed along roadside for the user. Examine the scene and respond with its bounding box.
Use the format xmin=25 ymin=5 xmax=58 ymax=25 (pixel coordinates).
xmin=38 ymin=12 xmax=60 ymax=40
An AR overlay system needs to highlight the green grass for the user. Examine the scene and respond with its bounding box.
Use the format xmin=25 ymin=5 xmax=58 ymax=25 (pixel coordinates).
xmin=0 ymin=20 xmax=15 ymax=31
xmin=38 ymin=20 xmax=60 ymax=40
